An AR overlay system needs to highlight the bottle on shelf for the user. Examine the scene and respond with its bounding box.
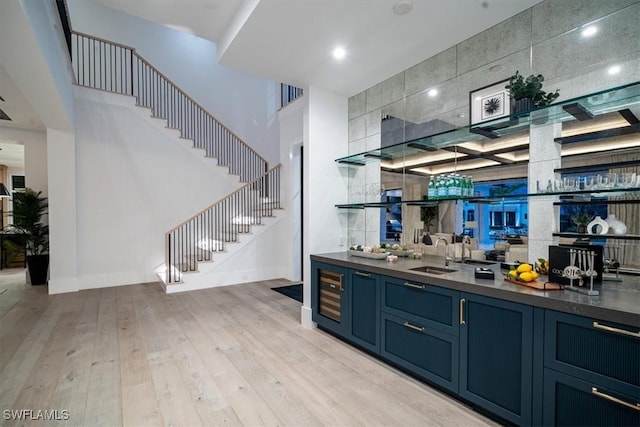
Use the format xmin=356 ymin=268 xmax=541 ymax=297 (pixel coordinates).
xmin=428 ymin=176 xmax=436 ymax=199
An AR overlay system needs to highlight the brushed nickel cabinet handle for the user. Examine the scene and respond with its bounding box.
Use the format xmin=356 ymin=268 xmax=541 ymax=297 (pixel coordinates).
xmin=403 ymin=282 xmax=425 ymax=290
xmin=403 ymin=321 xmax=425 ymax=333
xmin=460 ymin=299 xmax=466 ymax=325
xmin=355 ymin=271 xmax=371 ymax=277
xmin=591 ymin=387 xmax=640 ymax=411
xmin=593 ymin=322 xmax=640 ymax=338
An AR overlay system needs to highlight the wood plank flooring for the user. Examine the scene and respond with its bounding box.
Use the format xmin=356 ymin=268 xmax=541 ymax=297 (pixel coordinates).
xmin=0 ymin=270 xmax=498 ymax=426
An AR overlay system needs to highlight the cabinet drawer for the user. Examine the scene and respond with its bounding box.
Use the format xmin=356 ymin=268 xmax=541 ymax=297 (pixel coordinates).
xmin=381 ymin=276 xmax=458 ymax=334
xmin=543 ymin=368 xmax=640 ymax=426
xmin=380 ymin=312 xmax=458 ymax=393
xmin=544 ymin=310 xmax=640 ymax=391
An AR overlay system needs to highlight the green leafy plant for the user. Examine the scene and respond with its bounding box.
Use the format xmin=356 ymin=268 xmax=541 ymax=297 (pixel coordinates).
xmin=505 ymin=71 xmax=560 ymax=106
xmin=10 ymin=188 xmax=49 ymax=255
xmin=571 ymin=211 xmax=593 ymax=227
xmin=420 ymin=202 xmax=438 ymax=232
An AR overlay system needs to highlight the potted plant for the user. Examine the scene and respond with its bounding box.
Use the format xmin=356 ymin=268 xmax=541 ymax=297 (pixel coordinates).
xmin=10 ymin=188 xmax=49 ymax=285
xmin=571 ymin=210 xmax=593 ymax=234
xmin=505 ymin=71 xmax=560 ymax=116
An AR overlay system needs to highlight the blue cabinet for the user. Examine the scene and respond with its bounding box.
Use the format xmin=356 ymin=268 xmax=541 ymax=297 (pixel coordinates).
xmin=381 ymin=276 xmax=458 ymax=335
xmin=311 ymin=261 xmax=349 ymax=336
xmin=381 ymin=312 xmax=459 ymax=392
xmin=380 ymin=276 xmax=459 ymax=392
xmin=311 ymin=261 xmax=381 ymax=352
xmin=459 ymin=293 xmax=534 ymax=426
xmin=348 ymin=269 xmax=380 ymax=353
xmin=543 ymin=310 xmax=640 ymax=426
xmin=543 ymin=368 xmax=640 ymax=426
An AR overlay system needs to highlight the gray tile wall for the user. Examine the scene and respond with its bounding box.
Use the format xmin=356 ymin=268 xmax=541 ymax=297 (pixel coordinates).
xmin=345 ymin=0 xmax=640 ymax=247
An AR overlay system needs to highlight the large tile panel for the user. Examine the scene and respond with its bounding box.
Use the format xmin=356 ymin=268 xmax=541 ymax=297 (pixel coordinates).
xmin=405 ymin=47 xmax=457 ymax=97
xmin=349 ymin=91 xmax=366 ymax=120
xmin=531 ymin=0 xmax=639 ymax=44
xmin=532 ymin=3 xmax=640 ymax=83
xmin=457 ymin=9 xmax=533 ymax=75
xmin=366 ymin=72 xmax=405 ymax=113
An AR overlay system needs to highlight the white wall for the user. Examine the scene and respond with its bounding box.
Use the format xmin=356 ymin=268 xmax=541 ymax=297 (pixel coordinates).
xmin=73 ymin=88 xmax=242 ymax=289
xmin=67 ymin=0 xmax=280 ymax=166
xmin=278 ymin=98 xmax=305 ymax=282
xmin=303 ymin=86 xmax=348 ymax=328
xmin=19 ymin=0 xmax=75 ymax=128
xmin=47 ymin=129 xmax=77 ymax=294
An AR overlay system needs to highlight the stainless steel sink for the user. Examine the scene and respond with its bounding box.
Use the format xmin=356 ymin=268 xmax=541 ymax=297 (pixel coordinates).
xmin=409 ymin=265 xmax=456 ymax=275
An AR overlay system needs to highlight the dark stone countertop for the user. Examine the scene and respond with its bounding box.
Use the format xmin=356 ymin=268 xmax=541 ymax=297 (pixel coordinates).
xmin=311 ymin=252 xmax=640 ymax=328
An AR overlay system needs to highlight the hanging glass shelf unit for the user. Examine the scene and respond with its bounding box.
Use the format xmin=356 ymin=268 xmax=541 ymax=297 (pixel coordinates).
xmin=335 ymin=187 xmax=640 ymax=209
xmin=335 ymin=81 xmax=640 ymax=167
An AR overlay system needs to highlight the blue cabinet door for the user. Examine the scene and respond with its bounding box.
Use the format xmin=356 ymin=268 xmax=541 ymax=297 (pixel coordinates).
xmin=544 ymin=310 xmax=640 ymax=396
xmin=459 ymin=293 xmax=533 ymax=425
xmin=349 ymin=269 xmax=380 ymax=353
xmin=381 ymin=312 xmax=459 ymax=393
xmin=311 ymin=261 xmax=349 ymax=336
xmin=543 ymin=368 xmax=640 ymax=426
xmin=381 ymin=275 xmax=459 ymax=335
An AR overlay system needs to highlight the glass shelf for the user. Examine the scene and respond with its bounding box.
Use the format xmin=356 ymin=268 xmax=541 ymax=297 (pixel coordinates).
xmin=554 ymin=159 xmax=640 ymax=174
xmin=335 ymin=187 xmax=640 ymax=209
xmin=552 ymin=232 xmax=640 ymax=241
xmin=335 ymin=81 xmax=640 ymax=167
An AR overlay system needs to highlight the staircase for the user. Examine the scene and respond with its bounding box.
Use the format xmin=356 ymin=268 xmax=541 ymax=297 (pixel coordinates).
xmin=70 ymin=31 xmax=284 ymax=292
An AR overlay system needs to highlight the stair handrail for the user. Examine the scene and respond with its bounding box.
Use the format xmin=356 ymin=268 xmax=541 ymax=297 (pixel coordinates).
xmin=164 ymin=164 xmax=282 ymax=283
xmin=166 ymin=163 xmax=282 ymax=234
xmin=71 ymin=30 xmax=268 ymax=176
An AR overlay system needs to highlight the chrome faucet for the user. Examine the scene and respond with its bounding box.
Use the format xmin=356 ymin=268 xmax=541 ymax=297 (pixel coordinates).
xmin=435 ymin=237 xmax=451 ymax=268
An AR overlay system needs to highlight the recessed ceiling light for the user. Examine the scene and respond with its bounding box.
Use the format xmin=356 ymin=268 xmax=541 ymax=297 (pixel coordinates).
xmin=581 ymin=25 xmax=598 ymax=37
xmin=428 ymin=88 xmax=438 ymax=97
xmin=393 ymin=0 xmax=413 ymax=15
xmin=608 ymin=65 xmax=621 ymax=75
xmin=332 ymin=47 xmax=346 ymax=60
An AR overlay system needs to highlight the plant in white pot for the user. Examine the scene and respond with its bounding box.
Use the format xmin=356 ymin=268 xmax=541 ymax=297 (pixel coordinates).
xmin=10 ymin=188 xmax=49 ymax=285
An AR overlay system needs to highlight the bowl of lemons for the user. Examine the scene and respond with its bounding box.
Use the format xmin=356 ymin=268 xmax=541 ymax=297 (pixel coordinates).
xmin=506 ymin=263 xmax=539 ymax=283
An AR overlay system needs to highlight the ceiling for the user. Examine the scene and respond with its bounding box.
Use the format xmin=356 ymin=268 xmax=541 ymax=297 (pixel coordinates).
xmin=93 ymin=0 xmax=544 ymax=97
xmin=0 ymin=64 xmax=43 ymax=168
xmin=0 ymin=0 xmax=545 ymax=170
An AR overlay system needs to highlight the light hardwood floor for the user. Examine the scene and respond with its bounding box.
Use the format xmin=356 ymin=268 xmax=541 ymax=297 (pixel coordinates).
xmin=0 ymin=270 xmax=498 ymax=426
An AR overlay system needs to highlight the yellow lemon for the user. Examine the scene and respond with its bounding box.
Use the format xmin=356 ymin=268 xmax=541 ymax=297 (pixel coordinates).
xmin=508 ymin=270 xmax=518 ymax=279
xmin=530 ymin=271 xmax=539 ymax=280
xmin=516 ymin=263 xmax=533 ymax=274
xmin=519 ymin=272 xmax=534 ymax=282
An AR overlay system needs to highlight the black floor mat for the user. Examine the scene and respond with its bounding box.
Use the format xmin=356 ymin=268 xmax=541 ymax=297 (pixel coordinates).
xmin=271 ymin=284 xmax=302 ymax=303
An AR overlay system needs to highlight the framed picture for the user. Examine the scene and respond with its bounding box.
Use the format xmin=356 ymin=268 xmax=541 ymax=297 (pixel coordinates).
xmin=469 ymin=79 xmax=511 ymax=126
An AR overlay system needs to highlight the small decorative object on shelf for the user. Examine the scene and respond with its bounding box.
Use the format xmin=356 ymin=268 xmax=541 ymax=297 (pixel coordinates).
xmin=469 ymin=79 xmax=512 ymax=125
xmin=571 ymin=211 xmax=593 ymax=234
xmin=348 ymin=244 xmax=390 ymax=259
xmin=563 ymin=248 xmax=599 ymax=296
xmin=505 ymin=71 xmax=560 ymax=115
xmin=428 ymin=174 xmax=474 ymax=200
xmin=381 ymin=243 xmax=414 ymax=257
xmin=586 ymin=216 xmax=609 ymax=235
xmin=605 ymin=214 xmax=627 ymax=235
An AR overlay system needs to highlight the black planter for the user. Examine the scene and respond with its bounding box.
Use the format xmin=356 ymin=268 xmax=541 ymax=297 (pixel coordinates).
xmin=27 ymin=254 xmax=49 ymax=286
xmin=512 ymin=98 xmax=534 ymax=115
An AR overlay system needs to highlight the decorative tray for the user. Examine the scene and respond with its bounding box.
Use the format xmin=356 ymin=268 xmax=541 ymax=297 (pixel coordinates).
xmin=504 ymin=278 xmax=562 ymax=290
xmin=348 ymin=250 xmax=389 ymax=259
xmin=388 ymin=249 xmax=415 ymax=257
